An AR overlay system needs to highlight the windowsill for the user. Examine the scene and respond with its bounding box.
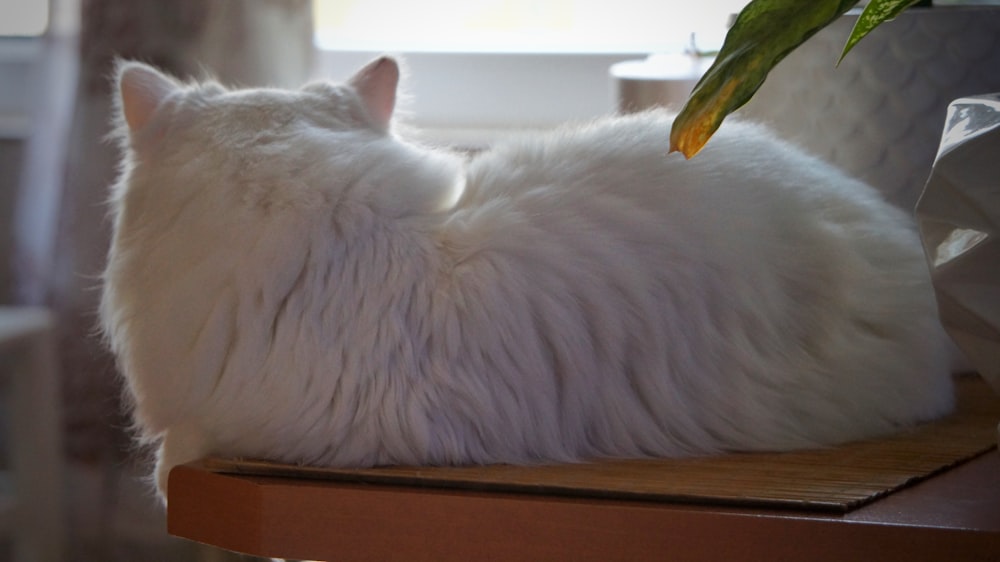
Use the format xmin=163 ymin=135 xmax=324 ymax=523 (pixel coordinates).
xmin=0 ymin=41 xmax=674 ymax=143
xmin=408 ymin=125 xmax=549 ymax=151
xmin=0 ymin=36 xmax=42 ymax=61
xmin=312 ymin=49 xmax=651 ymax=147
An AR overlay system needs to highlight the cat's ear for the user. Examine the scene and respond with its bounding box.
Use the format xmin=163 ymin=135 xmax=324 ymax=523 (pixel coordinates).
xmin=347 ymin=56 xmax=399 ymax=130
xmin=116 ymin=61 xmax=178 ymax=134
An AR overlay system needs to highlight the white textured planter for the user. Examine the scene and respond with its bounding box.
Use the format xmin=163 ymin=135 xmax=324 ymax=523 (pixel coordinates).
xmin=916 ymin=94 xmax=1000 ymax=401
xmin=738 ymin=7 xmax=1000 ymax=211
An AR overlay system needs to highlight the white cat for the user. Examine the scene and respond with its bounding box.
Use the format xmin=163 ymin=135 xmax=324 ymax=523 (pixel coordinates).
xmin=100 ymin=56 xmax=955 ymax=499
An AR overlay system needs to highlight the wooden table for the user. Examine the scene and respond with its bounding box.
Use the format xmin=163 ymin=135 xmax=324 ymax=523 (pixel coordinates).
xmin=168 ymin=449 xmax=1000 ymax=561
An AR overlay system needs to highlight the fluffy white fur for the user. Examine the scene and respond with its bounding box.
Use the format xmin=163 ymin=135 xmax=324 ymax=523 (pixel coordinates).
xmin=101 ymin=57 xmax=955 ymax=499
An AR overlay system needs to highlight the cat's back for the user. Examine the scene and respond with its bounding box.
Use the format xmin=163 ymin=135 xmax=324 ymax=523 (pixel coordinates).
xmin=447 ymin=110 xmax=889 ymax=269
xmin=434 ymin=109 xmax=952 ymax=454
xmin=456 ymin=109 xmax=861 ymax=215
xmin=458 ymin=110 xmax=675 ymax=204
xmin=453 ymin=108 xmax=920 ymax=251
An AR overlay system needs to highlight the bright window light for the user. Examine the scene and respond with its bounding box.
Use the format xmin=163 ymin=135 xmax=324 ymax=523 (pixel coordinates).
xmin=0 ymin=0 xmax=49 ymax=36
xmin=314 ymin=0 xmax=749 ymax=53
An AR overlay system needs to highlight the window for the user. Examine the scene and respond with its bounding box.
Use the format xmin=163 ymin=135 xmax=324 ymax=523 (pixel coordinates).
xmin=0 ymin=0 xmax=49 ymax=36
xmin=314 ymin=0 xmax=747 ymax=54
xmin=0 ymin=0 xmax=53 ymax=138
xmin=311 ymin=1 xmax=749 ymax=145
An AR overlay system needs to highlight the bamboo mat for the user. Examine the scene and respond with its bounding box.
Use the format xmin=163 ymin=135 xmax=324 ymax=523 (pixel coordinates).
xmin=204 ymin=375 xmax=999 ymax=513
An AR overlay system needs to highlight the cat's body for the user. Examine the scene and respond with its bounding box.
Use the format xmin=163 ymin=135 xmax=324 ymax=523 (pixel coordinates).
xmin=101 ymin=57 xmax=955 ymax=498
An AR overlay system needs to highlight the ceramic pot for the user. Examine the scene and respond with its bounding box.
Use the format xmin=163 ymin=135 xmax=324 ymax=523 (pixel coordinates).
xmin=915 ymin=94 xmax=1000 ymax=401
xmin=611 ymin=53 xmax=716 ymax=114
xmin=738 ymin=6 xmax=1000 ymax=211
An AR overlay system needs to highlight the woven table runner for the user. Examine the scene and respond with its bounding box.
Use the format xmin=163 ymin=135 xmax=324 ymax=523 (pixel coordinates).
xmin=204 ymin=375 xmax=999 ymax=512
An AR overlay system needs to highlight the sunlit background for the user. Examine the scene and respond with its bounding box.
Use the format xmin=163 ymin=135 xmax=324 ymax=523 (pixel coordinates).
xmin=314 ymin=0 xmax=750 ymax=53
xmin=0 ymin=0 xmax=49 ymax=36
xmin=1 ymin=0 xmax=752 ymax=52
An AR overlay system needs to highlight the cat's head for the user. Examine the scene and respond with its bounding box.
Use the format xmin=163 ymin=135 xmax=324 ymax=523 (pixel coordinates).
xmin=115 ymin=54 xmax=399 ymax=145
xmin=102 ymin=57 xmax=462 ymax=435
xmin=110 ymin=56 xmax=461 ymax=232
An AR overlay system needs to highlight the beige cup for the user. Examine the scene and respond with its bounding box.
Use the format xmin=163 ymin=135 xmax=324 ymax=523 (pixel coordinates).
xmin=610 ymin=53 xmax=714 ymax=114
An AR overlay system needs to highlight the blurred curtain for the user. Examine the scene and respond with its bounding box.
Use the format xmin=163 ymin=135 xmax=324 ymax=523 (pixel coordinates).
xmin=13 ymin=0 xmax=313 ymax=558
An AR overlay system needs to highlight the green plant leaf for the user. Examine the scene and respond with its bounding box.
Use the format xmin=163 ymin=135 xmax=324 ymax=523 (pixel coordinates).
xmin=669 ymin=0 xmax=859 ymax=158
xmin=839 ymin=0 xmax=923 ymax=62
